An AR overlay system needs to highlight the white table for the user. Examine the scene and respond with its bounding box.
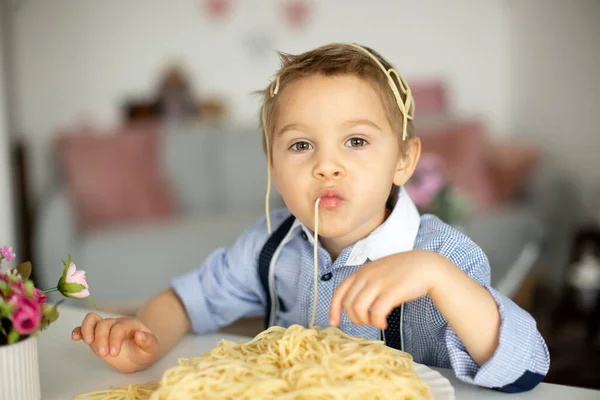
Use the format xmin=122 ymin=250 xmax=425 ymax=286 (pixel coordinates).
xmin=39 ymin=305 xmax=599 ymax=399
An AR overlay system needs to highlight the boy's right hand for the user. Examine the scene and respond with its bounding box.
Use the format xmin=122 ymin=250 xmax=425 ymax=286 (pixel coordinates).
xmin=72 ymin=312 xmax=160 ymax=373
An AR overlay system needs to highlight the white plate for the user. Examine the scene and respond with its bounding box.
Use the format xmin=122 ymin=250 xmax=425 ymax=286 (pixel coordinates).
xmin=414 ymin=363 xmax=455 ymax=400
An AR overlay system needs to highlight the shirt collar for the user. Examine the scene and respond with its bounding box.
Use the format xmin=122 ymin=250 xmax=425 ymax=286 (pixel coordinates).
xmin=289 ymin=186 xmax=421 ymax=265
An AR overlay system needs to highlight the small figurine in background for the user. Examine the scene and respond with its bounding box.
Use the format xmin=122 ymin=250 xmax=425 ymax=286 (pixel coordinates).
xmin=155 ymin=64 xmax=199 ymax=123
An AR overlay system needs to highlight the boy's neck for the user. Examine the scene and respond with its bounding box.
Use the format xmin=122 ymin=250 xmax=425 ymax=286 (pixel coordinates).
xmin=320 ymin=207 xmax=393 ymax=262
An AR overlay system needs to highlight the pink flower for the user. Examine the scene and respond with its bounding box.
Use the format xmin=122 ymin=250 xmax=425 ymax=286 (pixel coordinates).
xmin=405 ymin=152 xmax=446 ymax=208
xmin=9 ymin=281 xmax=26 ymax=293
xmin=34 ymin=288 xmax=48 ymax=304
xmin=0 ymin=245 xmax=15 ymax=263
xmin=11 ymin=284 xmax=48 ymax=304
xmin=58 ymin=262 xmax=90 ymax=299
xmin=10 ymin=295 xmax=42 ymax=335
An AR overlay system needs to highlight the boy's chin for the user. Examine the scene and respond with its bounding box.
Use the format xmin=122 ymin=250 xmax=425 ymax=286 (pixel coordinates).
xmin=310 ymin=221 xmax=353 ymax=239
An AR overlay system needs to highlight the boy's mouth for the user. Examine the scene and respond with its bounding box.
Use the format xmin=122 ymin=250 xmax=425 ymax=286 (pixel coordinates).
xmin=318 ymin=188 xmax=345 ymax=209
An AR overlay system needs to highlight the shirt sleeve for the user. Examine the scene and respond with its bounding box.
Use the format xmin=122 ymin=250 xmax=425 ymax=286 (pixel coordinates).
xmin=442 ymin=238 xmax=550 ymax=392
xmin=170 ymin=209 xmax=290 ymax=334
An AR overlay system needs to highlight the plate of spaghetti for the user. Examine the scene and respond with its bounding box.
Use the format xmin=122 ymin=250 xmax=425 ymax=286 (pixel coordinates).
xmin=75 ymin=199 xmax=454 ymax=399
xmin=74 ymin=323 xmax=454 ymax=400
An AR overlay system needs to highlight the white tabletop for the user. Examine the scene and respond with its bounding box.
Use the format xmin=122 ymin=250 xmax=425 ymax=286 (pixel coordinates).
xmin=39 ymin=305 xmax=599 ymax=399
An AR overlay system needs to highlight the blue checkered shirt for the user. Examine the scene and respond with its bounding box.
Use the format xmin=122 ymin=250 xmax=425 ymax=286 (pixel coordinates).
xmin=172 ymin=198 xmax=550 ymax=389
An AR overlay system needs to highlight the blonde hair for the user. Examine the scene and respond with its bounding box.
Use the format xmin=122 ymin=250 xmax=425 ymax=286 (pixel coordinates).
xmin=258 ymin=43 xmax=416 ymax=233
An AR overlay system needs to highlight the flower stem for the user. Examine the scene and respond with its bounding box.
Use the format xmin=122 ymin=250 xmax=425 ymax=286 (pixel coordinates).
xmin=43 ymin=287 xmax=59 ymax=294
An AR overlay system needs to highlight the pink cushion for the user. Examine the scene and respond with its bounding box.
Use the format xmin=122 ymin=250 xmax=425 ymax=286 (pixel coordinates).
xmin=418 ymin=120 xmax=496 ymax=210
xmin=411 ymin=81 xmax=447 ymax=116
xmin=57 ymin=126 xmax=176 ymax=232
xmin=486 ymin=141 xmax=540 ymax=204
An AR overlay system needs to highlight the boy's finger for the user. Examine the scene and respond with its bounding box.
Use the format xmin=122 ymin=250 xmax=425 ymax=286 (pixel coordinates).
xmin=71 ymin=326 xmax=82 ymax=341
xmin=134 ymin=331 xmax=159 ymax=354
xmin=108 ymin=323 xmax=129 ymax=356
xmin=352 ymin=284 xmax=379 ymax=326
xmin=91 ymin=319 xmax=116 ymax=357
xmin=370 ymin=292 xmax=397 ymax=330
xmin=80 ymin=312 xmax=102 ymax=344
xmin=341 ymin=279 xmax=367 ymax=325
xmin=329 ymin=275 xmax=355 ymax=326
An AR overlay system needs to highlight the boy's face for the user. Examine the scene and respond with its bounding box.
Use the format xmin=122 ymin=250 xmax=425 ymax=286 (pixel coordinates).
xmin=271 ymin=74 xmax=420 ymax=248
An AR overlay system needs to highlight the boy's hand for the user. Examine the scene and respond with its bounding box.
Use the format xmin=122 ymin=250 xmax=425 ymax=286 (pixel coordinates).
xmin=72 ymin=312 xmax=160 ymax=373
xmin=329 ymin=250 xmax=440 ymax=330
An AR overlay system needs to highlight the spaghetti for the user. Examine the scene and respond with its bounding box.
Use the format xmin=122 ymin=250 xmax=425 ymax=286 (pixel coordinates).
xmin=75 ymin=197 xmax=431 ymax=400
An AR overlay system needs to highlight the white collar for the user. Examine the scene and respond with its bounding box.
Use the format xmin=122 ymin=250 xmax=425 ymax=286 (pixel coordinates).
xmin=289 ymin=186 xmax=421 ymax=265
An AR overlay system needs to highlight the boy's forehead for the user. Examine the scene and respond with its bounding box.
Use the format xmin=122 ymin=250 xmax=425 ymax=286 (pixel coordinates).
xmin=281 ymin=73 xmax=373 ymax=94
xmin=275 ymin=74 xmax=389 ymax=122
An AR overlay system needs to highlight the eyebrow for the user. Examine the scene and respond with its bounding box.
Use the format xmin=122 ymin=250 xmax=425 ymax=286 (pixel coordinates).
xmin=276 ymin=119 xmax=382 ymax=137
xmin=275 ymin=123 xmax=309 ymax=137
xmin=342 ymin=119 xmax=383 ymax=131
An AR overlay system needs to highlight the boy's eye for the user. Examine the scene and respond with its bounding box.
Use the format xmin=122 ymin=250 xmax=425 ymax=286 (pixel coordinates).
xmin=290 ymin=141 xmax=313 ymax=151
xmin=345 ymin=138 xmax=368 ymax=148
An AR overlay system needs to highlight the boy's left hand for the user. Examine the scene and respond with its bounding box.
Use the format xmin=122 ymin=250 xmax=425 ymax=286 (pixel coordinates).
xmin=329 ymin=250 xmax=440 ymax=330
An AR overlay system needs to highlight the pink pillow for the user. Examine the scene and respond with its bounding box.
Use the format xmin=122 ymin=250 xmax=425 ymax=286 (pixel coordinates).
xmin=486 ymin=141 xmax=540 ymax=204
xmin=57 ymin=127 xmax=176 ymax=232
xmin=418 ymin=120 xmax=495 ymax=210
xmin=411 ymin=81 xmax=447 ymax=116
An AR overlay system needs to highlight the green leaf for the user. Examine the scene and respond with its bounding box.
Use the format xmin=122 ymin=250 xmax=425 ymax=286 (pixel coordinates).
xmin=38 ymin=319 xmax=49 ymax=330
xmin=61 ymin=254 xmax=72 ymax=269
xmin=15 ymin=262 xmax=32 ymax=281
xmin=43 ymin=304 xmax=60 ymax=323
xmin=58 ymin=282 xmax=85 ymax=296
xmin=0 ymin=321 xmax=7 ymax=336
xmin=0 ymin=302 xmax=14 ymax=318
xmin=7 ymin=328 xmax=20 ymax=344
xmin=60 ymin=257 xmax=71 ymax=283
xmin=25 ymin=280 xmax=34 ymax=298
xmin=6 ymin=270 xmax=19 ymax=284
xmin=0 ymin=280 xmax=8 ymax=296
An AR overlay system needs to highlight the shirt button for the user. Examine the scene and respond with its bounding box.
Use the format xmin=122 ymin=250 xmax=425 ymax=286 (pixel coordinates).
xmin=301 ymin=231 xmax=308 ymax=240
xmin=321 ymin=272 xmax=333 ymax=281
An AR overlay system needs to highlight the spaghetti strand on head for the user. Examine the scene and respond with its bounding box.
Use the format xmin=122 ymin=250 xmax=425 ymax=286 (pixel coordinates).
xmin=347 ymin=43 xmax=414 ymax=141
xmin=262 ymin=102 xmax=273 ymax=235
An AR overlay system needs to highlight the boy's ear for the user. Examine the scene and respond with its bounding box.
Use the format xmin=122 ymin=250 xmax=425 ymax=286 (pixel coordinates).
xmin=393 ymin=138 xmax=421 ymax=187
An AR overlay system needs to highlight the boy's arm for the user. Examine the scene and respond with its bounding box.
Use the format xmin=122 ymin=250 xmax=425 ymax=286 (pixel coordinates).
xmin=170 ymin=210 xmax=291 ymax=335
xmin=428 ymin=253 xmax=500 ymax=366
xmin=136 ymin=288 xmax=191 ymax=359
xmin=430 ymin=245 xmax=550 ymax=392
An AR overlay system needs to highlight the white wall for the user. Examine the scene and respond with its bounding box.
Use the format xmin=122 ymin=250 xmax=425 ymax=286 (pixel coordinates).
xmin=0 ymin=6 xmax=15 ymax=246
xmin=9 ymin=0 xmax=511 ymax=199
xmin=507 ymin=0 xmax=600 ymax=216
xmin=11 ymin=0 xmax=511 ymax=133
xmin=10 ymin=0 xmax=600 ymax=213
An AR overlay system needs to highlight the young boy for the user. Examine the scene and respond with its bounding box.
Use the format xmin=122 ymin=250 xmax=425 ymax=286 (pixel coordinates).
xmin=72 ymin=43 xmax=550 ymax=392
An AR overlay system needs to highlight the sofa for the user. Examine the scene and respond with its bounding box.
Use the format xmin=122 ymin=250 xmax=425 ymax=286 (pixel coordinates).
xmin=33 ymin=121 xmax=285 ymax=311
xmin=32 ymin=119 xmax=581 ymax=315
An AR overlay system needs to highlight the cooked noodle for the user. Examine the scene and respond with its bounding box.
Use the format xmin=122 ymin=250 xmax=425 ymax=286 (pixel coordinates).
xmin=75 ymin=196 xmax=431 ymax=400
xmin=76 ymin=324 xmax=430 ymax=400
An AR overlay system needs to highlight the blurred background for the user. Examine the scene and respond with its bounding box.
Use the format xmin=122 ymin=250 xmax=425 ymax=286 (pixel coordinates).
xmin=0 ymin=0 xmax=599 ymax=390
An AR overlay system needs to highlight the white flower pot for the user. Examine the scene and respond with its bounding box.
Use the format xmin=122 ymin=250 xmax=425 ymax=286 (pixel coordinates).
xmin=0 ymin=335 xmax=41 ymax=400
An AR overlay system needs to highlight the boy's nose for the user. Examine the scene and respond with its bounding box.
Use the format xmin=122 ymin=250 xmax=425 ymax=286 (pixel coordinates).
xmin=313 ymin=159 xmax=345 ymax=180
